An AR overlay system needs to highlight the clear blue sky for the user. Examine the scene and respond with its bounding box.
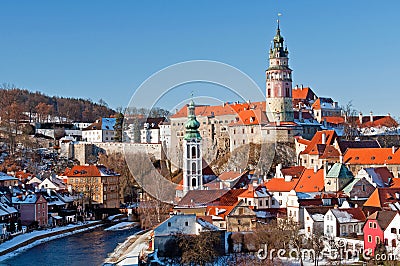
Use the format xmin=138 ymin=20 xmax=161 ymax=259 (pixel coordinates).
xmin=1 ymin=1 xmax=399 ymax=117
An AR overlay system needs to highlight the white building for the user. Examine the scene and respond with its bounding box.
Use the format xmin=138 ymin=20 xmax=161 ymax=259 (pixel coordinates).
xmin=82 ymin=118 xmax=116 ymax=143
xmin=324 ymin=208 xmax=365 ymax=238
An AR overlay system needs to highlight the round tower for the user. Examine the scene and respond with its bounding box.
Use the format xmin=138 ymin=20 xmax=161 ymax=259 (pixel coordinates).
xmin=266 ymin=20 xmax=294 ymax=122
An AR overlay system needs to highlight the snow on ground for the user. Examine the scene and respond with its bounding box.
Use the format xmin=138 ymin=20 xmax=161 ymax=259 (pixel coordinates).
xmin=0 ymin=221 xmax=102 ymax=262
xmin=104 ymin=222 xmax=138 ymax=231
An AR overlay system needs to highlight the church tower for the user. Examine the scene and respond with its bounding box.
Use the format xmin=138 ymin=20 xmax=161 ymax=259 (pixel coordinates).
xmin=183 ymin=100 xmax=203 ymax=194
xmin=266 ymin=20 xmax=294 ymax=122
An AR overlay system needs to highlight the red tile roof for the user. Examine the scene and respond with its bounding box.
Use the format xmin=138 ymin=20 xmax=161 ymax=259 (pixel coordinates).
xmin=64 ymin=165 xmax=118 ymax=177
xmin=265 ymin=177 xmax=299 ymax=192
xmin=300 ymin=130 xmax=337 ymax=155
xmin=295 ymin=169 xmax=325 ymax=192
xmin=322 ymin=116 xmax=345 ymax=125
xmin=218 ymin=171 xmax=244 ymax=181
xmin=360 ymin=116 xmax=398 ymax=128
xmin=344 ymin=147 xmax=400 ymax=165
xmin=171 ymin=101 xmax=266 ymax=119
xmin=363 ymin=187 xmax=400 ymax=208
xmin=281 ymin=166 xmax=305 ymax=179
xmin=292 ymin=87 xmax=314 ymax=100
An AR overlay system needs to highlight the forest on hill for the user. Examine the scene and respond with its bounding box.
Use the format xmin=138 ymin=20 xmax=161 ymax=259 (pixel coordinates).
xmin=0 ymin=85 xmax=115 ymax=122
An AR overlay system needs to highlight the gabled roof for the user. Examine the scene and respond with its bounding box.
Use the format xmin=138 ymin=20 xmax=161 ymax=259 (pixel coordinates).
xmin=304 ymin=206 xmax=331 ymax=221
xmin=231 ymin=108 xmax=268 ymax=125
xmin=344 ymin=147 xmax=400 ymax=165
xmin=171 ymin=101 xmax=266 ymax=119
xmin=292 ymin=87 xmax=315 ymax=100
xmin=360 ymin=115 xmax=398 ymax=128
xmin=330 ymin=208 xmax=366 ymax=223
xmin=206 ymin=205 xmax=236 ymax=219
xmin=366 ymin=210 xmax=398 ymax=230
xmin=326 ymin=163 xmax=354 ymax=179
xmin=281 ymin=166 xmax=305 ymax=178
xmin=363 ymin=187 xmax=400 ymax=208
xmin=218 ymin=171 xmax=244 ymax=182
xmin=311 ymin=98 xmax=336 ymax=110
xmin=295 ymin=169 xmax=324 ymax=192
xmin=300 ymin=130 xmax=337 ymax=155
xmin=265 ymin=177 xmax=299 ymax=192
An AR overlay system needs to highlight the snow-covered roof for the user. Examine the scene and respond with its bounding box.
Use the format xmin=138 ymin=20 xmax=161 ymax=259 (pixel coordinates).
xmin=311 ymin=213 xmax=324 ymax=222
xmin=101 ymin=118 xmax=116 ymax=130
xmin=0 ymin=172 xmax=18 ymax=181
xmin=331 ymin=208 xmax=365 ymax=223
xmin=12 ymin=194 xmax=38 ymax=204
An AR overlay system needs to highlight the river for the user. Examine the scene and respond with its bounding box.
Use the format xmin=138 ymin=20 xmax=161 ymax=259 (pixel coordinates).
xmin=0 ymin=225 xmax=139 ymax=266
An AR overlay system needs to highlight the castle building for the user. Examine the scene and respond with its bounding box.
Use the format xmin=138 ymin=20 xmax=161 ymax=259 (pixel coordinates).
xmin=182 ymin=100 xmax=203 ymax=194
xmin=265 ymin=20 xmax=294 ymax=123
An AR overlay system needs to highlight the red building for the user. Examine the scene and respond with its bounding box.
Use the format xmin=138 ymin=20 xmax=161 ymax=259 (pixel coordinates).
xmin=363 ymin=211 xmax=398 ymax=256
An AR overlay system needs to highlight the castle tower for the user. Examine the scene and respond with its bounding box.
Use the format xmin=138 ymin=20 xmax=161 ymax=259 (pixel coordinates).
xmin=266 ymin=19 xmax=294 ymax=122
xmin=183 ymin=100 xmax=203 ymax=194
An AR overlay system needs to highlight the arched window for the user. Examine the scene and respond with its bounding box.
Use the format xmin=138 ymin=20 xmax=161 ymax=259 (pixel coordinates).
xmin=191 ymin=178 xmax=197 ymax=188
xmin=192 ymin=162 xmax=196 ymax=174
xmin=191 ymin=146 xmax=196 ymax=159
xmin=187 ymin=145 xmax=190 ymax=158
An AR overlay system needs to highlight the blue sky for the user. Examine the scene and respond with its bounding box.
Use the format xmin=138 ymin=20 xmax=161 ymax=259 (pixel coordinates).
xmin=1 ymin=1 xmax=399 ymax=117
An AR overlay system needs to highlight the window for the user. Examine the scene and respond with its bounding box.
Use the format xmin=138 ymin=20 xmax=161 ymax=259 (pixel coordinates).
xmin=391 ymin=228 xmax=397 ymax=234
xmin=279 ymin=200 xmax=282 ymax=205
xmin=376 ymin=236 xmax=380 ymax=244
xmin=373 ymin=222 xmax=377 ymax=229
xmin=307 ymin=227 xmax=311 ymax=232
xmin=392 ymin=239 xmax=397 ymax=247
xmin=168 ymin=222 xmax=171 ymax=227
xmin=185 ymin=222 xmax=189 ymax=226
xmin=278 ymin=192 xmax=282 ymax=196
xmin=368 ymin=235 xmax=372 ymax=243
xmin=248 ymin=200 xmax=252 ymax=205
xmin=237 ymin=219 xmax=241 ymax=225
xmin=272 ymin=199 xmax=275 ymax=205
xmin=369 ymin=222 xmax=373 ymax=228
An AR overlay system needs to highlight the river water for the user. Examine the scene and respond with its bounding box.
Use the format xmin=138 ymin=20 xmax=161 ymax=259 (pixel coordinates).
xmin=0 ymin=225 xmax=139 ymax=266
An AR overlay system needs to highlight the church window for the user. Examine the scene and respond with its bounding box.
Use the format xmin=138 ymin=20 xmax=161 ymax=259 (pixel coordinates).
xmin=192 ymin=162 xmax=196 ymax=174
xmin=191 ymin=146 xmax=196 ymax=159
xmin=191 ymin=178 xmax=197 ymax=187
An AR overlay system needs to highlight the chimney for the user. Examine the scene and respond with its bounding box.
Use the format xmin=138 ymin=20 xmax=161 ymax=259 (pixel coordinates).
xmin=276 ymin=163 xmax=283 ymax=178
xmin=370 ymin=111 xmax=373 ymax=123
xmin=321 ymin=132 xmax=326 ymax=144
xmin=392 ymin=146 xmax=396 ymax=154
xmin=301 ymin=84 xmax=303 ymax=89
xmin=339 ymin=155 xmax=343 ymax=164
xmin=295 ymin=84 xmax=298 ymax=89
xmin=215 ymin=207 xmax=219 ymax=215
xmin=314 ymin=165 xmax=318 ymax=173
xmin=359 ymin=112 xmax=363 ymax=124
xmin=219 ymin=181 xmax=223 ymax=190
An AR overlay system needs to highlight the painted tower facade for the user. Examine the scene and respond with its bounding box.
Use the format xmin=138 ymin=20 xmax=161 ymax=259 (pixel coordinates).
xmin=183 ymin=100 xmax=203 ymax=194
xmin=266 ymin=21 xmax=294 ymax=122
